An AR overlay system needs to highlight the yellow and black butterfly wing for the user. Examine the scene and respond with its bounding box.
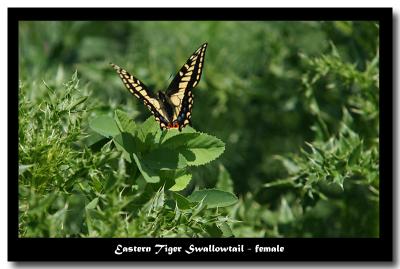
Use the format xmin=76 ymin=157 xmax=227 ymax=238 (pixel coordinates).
xmin=110 ymin=63 xmax=170 ymax=129
xmin=165 ymin=43 xmax=208 ymax=129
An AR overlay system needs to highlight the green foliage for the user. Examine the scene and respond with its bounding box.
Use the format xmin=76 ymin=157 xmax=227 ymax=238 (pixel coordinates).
xmin=188 ymin=189 xmax=238 ymax=209
xmin=19 ymin=72 xmax=235 ymax=237
xmin=19 ymin=21 xmax=379 ymax=237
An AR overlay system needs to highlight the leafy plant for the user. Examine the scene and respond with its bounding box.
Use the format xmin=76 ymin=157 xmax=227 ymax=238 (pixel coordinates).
xmin=19 ymin=71 xmax=237 ymax=237
xmin=18 ymin=20 xmax=380 ymax=238
xmin=254 ymin=38 xmax=379 ymax=237
xmin=87 ymin=109 xmax=237 ymax=236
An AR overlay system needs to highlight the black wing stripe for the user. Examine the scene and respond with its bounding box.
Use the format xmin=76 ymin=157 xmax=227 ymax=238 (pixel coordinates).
xmin=110 ymin=63 xmax=169 ymax=124
xmin=165 ymin=43 xmax=207 ymax=125
xmin=166 ymin=43 xmax=207 ymax=95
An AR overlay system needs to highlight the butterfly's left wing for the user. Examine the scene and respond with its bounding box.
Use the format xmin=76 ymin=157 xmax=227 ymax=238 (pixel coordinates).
xmin=165 ymin=43 xmax=208 ymax=129
xmin=110 ymin=63 xmax=171 ymax=129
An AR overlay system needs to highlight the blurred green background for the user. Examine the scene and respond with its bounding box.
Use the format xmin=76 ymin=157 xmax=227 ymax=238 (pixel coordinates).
xmin=19 ymin=21 xmax=379 ymax=237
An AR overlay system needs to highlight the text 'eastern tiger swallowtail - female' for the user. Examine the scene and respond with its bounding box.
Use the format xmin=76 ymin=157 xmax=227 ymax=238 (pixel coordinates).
xmin=111 ymin=43 xmax=207 ymax=131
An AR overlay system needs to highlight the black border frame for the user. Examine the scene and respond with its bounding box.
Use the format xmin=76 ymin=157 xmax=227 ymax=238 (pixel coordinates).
xmin=8 ymin=7 xmax=393 ymax=262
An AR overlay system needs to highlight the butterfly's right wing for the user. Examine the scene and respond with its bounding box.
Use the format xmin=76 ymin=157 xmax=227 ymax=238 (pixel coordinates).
xmin=110 ymin=63 xmax=170 ymax=129
xmin=165 ymin=43 xmax=208 ymax=129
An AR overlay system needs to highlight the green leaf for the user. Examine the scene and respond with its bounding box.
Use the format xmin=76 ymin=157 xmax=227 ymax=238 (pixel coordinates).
xmin=162 ymin=133 xmax=199 ymax=148
xmin=218 ymin=222 xmax=234 ymax=237
xmin=143 ymin=148 xmax=188 ymax=170
xmin=137 ymin=117 xmax=159 ymax=143
xmin=162 ymin=132 xmax=225 ymax=166
xmin=332 ymin=171 xmax=344 ymax=189
xmin=204 ymin=223 xmax=223 ymax=237
xmin=85 ymin=133 xmax=107 ymax=146
xmin=114 ymin=132 xmax=159 ymax=183
xmin=169 ymin=172 xmax=192 ymax=191
xmin=348 ymin=142 xmax=362 ymax=166
xmin=151 ymin=187 xmax=165 ymax=211
xmin=86 ymin=197 xmax=99 ymax=210
xmin=171 ymin=192 xmax=191 ymax=210
xmin=190 ymin=197 xmax=207 ymax=218
xmin=187 ymin=189 xmax=238 ymax=208
xmin=89 ymin=115 xmax=120 ymax=138
xmin=155 ymin=125 xmax=196 ymax=143
xmin=114 ymin=109 xmax=137 ymax=134
xmin=131 ymin=152 xmax=160 ymax=183
xmin=113 ymin=132 xmax=140 ymax=162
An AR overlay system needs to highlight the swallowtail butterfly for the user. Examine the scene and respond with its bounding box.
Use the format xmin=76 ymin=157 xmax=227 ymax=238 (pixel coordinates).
xmin=111 ymin=43 xmax=207 ymax=131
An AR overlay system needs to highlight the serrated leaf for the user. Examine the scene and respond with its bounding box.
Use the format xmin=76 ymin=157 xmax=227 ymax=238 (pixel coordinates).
xmin=113 ymin=132 xmax=139 ymax=162
xmin=190 ymin=197 xmax=207 ymax=218
xmin=187 ymin=189 xmax=238 ymax=208
xmin=162 ymin=133 xmax=200 ymax=147
xmin=114 ymin=109 xmax=136 ymax=134
xmin=161 ymin=132 xmax=225 ymax=166
xmin=155 ymin=125 xmax=196 ymax=144
xmin=143 ymin=148 xmax=188 ymax=170
xmin=89 ymin=115 xmax=120 ymax=138
xmin=169 ymin=172 xmax=192 ymax=191
xmin=151 ymin=187 xmax=165 ymax=211
xmin=185 ymin=134 xmax=225 ymax=166
xmin=131 ymin=152 xmax=160 ymax=183
xmin=137 ymin=117 xmax=159 ymax=143
xmin=171 ymin=192 xmax=191 ymax=210
xmin=113 ymin=132 xmax=159 ymax=183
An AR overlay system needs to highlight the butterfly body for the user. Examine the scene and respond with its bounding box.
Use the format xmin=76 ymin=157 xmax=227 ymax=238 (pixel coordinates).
xmin=111 ymin=43 xmax=207 ymax=131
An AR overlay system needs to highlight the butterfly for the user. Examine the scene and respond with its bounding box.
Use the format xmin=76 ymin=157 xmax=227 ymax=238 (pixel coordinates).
xmin=111 ymin=42 xmax=207 ymax=131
